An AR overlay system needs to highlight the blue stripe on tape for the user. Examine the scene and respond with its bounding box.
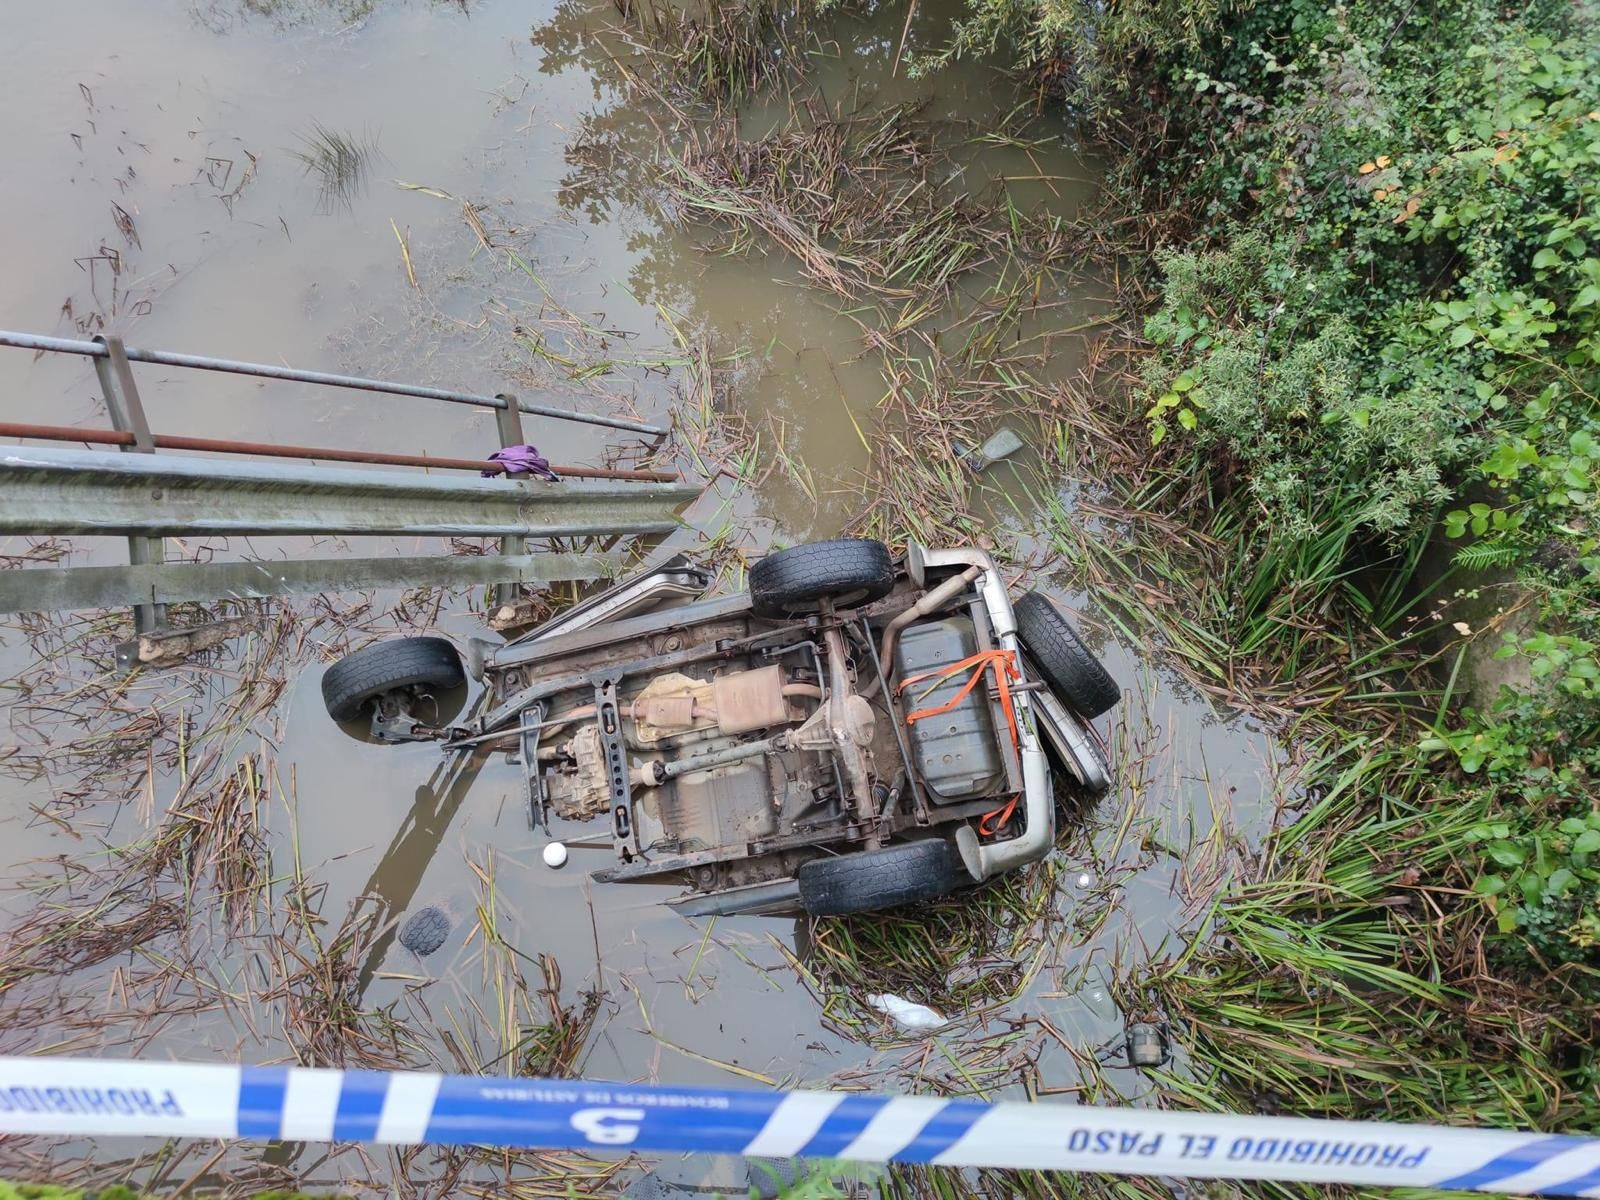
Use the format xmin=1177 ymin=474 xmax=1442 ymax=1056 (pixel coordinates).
xmin=1437 ymin=1136 xmax=1591 ymax=1190
xmin=423 ymin=1077 xmax=785 ymax=1152
xmin=236 ymin=1067 xmax=288 ymax=1138
xmin=893 ymin=1100 xmax=989 ymax=1164
xmin=1544 ymin=1165 xmax=1600 ymax=1197
xmin=796 ymin=1095 xmax=890 ymax=1158
xmin=332 ymin=1071 xmax=391 ymax=1142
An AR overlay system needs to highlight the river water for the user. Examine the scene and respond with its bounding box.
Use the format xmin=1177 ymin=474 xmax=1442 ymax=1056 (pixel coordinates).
xmin=0 ymin=1 xmax=1285 ymax=1193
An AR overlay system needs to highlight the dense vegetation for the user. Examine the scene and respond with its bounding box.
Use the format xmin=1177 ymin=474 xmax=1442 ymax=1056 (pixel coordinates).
xmin=956 ymin=0 xmax=1600 ymax=1130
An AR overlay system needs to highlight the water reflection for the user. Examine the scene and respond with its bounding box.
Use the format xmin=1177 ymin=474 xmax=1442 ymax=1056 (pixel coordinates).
xmin=353 ymin=746 xmax=487 ymax=996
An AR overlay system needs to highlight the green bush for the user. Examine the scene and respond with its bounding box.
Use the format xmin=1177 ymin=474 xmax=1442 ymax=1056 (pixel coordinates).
xmin=957 ymin=0 xmax=1600 ymax=980
xmin=1424 ymin=684 xmax=1600 ymax=977
xmin=1107 ymin=1 xmax=1600 ymax=978
xmin=1136 ymin=9 xmax=1600 ymax=572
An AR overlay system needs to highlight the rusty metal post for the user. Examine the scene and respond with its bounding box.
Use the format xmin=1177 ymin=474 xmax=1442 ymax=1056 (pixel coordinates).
xmin=92 ymin=334 xmax=167 ymax=636
xmin=492 ymin=393 xmax=529 ymax=612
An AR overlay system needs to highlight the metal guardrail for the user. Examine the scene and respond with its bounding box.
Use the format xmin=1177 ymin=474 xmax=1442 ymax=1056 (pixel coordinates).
xmin=0 ymin=551 xmax=617 ymax=616
xmin=0 ymin=420 xmax=679 ymax=482
xmin=0 ymin=330 xmax=667 ymax=437
xmin=0 ymin=328 xmax=693 ymax=644
xmin=0 ymin=447 xmax=694 ymax=617
xmin=0 ymin=447 xmax=696 ymax=539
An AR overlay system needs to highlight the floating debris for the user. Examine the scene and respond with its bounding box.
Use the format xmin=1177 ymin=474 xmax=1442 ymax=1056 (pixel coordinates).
xmin=867 ymin=992 xmax=947 ymax=1031
xmin=398 ymin=905 xmax=451 ymax=957
xmin=956 ymin=427 xmax=1026 ymax=472
xmin=1126 ymin=1021 xmax=1170 ymax=1068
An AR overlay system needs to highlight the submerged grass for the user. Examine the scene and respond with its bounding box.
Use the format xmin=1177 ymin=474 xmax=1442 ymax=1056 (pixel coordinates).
xmin=290 ymin=122 xmax=376 ymax=214
xmin=0 ymin=576 xmax=627 ymax=1194
xmin=612 ymin=0 xmax=817 ymax=103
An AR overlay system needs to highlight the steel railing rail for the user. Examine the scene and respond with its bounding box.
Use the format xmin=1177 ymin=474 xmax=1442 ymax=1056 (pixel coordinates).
xmin=0 ymin=420 xmax=679 ymax=482
xmin=0 ymin=329 xmax=668 ymax=437
xmin=0 ymin=446 xmax=698 ymax=539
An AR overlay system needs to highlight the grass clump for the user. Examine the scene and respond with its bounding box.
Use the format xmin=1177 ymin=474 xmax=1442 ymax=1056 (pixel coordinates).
xmin=289 ymin=122 xmax=377 ymax=213
xmin=608 ymin=0 xmax=820 ymax=103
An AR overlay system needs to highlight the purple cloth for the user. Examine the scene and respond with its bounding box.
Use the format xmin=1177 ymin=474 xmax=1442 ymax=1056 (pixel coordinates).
xmin=484 ymin=445 xmax=559 ymax=480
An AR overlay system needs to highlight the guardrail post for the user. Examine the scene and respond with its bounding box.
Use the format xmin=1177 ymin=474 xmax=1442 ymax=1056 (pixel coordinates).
xmin=92 ymin=334 xmax=167 ymax=638
xmin=492 ymin=392 xmax=528 ymax=611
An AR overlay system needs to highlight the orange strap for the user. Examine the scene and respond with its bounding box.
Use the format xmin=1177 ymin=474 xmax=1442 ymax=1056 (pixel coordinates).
xmin=897 ymin=649 xmax=1022 ymax=837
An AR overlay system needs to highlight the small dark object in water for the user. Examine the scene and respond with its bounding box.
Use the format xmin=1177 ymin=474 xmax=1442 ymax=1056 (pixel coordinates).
xmin=398 ymin=905 xmax=451 ymax=956
xmin=1126 ymin=1020 xmax=1169 ymax=1068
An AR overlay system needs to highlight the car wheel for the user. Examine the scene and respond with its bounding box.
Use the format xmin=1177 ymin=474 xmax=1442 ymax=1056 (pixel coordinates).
xmin=1014 ymin=591 xmax=1120 ymax=719
xmin=749 ymin=538 xmax=895 ymax=619
xmin=321 ymin=637 xmax=465 ymax=723
xmin=798 ymin=839 xmax=969 ymax=916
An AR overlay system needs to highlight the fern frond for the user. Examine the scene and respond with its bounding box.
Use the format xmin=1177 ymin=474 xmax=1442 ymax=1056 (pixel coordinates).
xmin=1453 ymin=542 xmax=1523 ymax=571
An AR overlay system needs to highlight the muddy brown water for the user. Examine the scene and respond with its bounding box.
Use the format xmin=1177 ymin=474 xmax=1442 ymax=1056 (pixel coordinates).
xmin=0 ymin=0 xmax=1284 ymax=1192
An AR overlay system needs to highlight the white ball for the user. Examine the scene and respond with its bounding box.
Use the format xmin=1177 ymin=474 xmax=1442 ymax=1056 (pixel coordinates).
xmin=543 ymin=841 xmax=569 ymax=869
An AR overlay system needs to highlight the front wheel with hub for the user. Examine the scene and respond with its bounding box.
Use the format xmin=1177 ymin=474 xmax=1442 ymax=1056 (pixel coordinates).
xmin=749 ymin=537 xmax=895 ymax=619
xmin=321 ymin=637 xmax=465 ymax=723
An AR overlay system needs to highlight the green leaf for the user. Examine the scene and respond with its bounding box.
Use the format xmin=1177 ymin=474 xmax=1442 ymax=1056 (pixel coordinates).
xmin=1474 ymin=874 xmax=1509 ymax=896
xmin=1546 ymin=868 xmax=1577 ymax=896
xmin=1559 ymin=817 xmax=1589 ymax=835
xmin=1487 ymin=841 xmax=1526 ymax=866
xmin=1520 ymin=871 xmax=1544 ymax=905
xmin=1532 ymin=247 xmax=1561 ymax=270
xmin=1450 ymin=324 xmax=1477 ymax=348
xmin=1573 ymin=830 xmax=1600 ymax=854
xmin=1177 ymin=408 xmax=1198 ymax=431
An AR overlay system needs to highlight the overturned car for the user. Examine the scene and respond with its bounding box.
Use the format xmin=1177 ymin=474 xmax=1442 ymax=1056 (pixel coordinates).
xmin=321 ymin=539 xmax=1117 ymax=917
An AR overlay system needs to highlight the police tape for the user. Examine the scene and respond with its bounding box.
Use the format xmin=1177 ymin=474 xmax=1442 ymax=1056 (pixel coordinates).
xmin=3 ymin=1056 xmax=1599 ymax=1196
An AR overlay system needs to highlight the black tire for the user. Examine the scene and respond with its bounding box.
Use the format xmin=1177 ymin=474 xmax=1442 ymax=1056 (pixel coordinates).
xmin=1014 ymin=591 xmax=1120 ymax=719
xmin=798 ymin=839 xmax=968 ymax=916
xmin=750 ymin=538 xmax=895 ymax=619
xmin=398 ymin=905 xmax=452 ymax=956
xmin=321 ymin=637 xmax=465 ymax=722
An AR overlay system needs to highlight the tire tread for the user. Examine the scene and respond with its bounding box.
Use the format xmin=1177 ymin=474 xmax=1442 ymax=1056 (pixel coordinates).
xmin=750 ymin=538 xmax=894 ymax=618
xmin=1014 ymin=592 xmax=1120 ymax=719
xmin=798 ymin=839 xmax=966 ymax=916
